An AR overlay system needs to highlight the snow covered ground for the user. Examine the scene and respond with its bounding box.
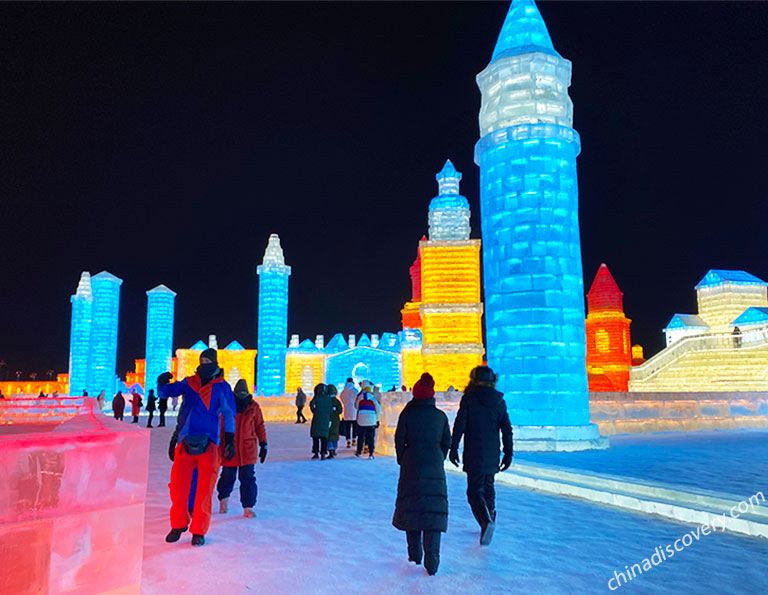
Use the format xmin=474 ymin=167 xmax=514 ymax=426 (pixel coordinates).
xmin=517 ymin=429 xmax=768 ymax=497
xmin=140 ymin=421 xmax=768 ymax=594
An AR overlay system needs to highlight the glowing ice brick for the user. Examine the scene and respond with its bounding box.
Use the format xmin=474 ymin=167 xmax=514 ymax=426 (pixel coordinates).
xmin=257 ymin=234 xmax=291 ymax=396
xmin=0 ymin=397 xmax=149 ymax=594
xmin=475 ymin=2 xmax=605 ymax=449
xmin=144 ymin=284 xmax=176 ymax=397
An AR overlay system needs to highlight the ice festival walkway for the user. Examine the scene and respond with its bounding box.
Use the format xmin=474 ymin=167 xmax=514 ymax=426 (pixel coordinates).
xmin=140 ymin=422 xmax=768 ymax=594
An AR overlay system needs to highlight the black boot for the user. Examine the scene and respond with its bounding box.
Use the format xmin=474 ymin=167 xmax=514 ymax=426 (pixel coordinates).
xmin=406 ymin=531 xmax=423 ymax=565
xmin=480 ymin=520 xmax=495 ymax=546
xmin=191 ymin=534 xmax=205 ymax=546
xmin=311 ymin=453 xmax=319 ymax=460
xmin=165 ymin=527 xmax=188 ymax=543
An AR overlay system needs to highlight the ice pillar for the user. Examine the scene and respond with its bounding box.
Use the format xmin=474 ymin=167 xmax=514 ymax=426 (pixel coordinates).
xmin=474 ymin=0 xmax=606 ymax=449
xmin=256 ymin=234 xmax=291 ymax=396
xmin=144 ymin=284 xmax=176 ymax=396
xmin=68 ymin=272 xmax=93 ymax=395
xmin=89 ymin=271 xmax=123 ymax=396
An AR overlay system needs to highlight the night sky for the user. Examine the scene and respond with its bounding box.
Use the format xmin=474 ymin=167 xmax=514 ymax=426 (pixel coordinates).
xmin=2 ymin=2 xmax=767 ymax=378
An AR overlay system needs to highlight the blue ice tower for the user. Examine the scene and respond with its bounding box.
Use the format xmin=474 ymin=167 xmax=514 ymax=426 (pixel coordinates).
xmin=256 ymin=234 xmax=291 ymax=396
xmin=88 ymin=271 xmax=123 ymax=396
xmin=68 ymin=272 xmax=93 ymax=395
xmin=145 ymin=284 xmax=176 ymax=397
xmin=474 ymin=0 xmax=606 ymax=450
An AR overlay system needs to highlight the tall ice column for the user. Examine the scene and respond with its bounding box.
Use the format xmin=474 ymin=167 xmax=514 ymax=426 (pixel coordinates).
xmin=474 ymin=0 xmax=606 ymax=450
xmin=68 ymin=272 xmax=93 ymax=395
xmin=89 ymin=271 xmax=123 ymax=396
xmin=145 ymin=284 xmax=176 ymax=396
xmin=256 ymin=234 xmax=291 ymax=396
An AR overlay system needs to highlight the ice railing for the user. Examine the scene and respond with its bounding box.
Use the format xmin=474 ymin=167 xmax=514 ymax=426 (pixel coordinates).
xmin=630 ymin=326 xmax=768 ymax=382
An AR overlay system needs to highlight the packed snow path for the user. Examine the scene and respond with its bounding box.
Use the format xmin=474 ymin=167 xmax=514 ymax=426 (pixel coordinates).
xmin=140 ymin=422 xmax=768 ymax=594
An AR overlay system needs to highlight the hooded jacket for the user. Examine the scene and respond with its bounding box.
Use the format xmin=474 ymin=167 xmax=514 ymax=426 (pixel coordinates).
xmin=450 ymin=384 xmax=514 ymax=474
xmin=355 ymin=390 xmax=381 ymax=427
xmin=220 ymin=400 xmax=267 ymax=467
xmin=339 ymin=382 xmax=358 ymax=421
xmin=159 ymin=373 xmax=236 ymax=446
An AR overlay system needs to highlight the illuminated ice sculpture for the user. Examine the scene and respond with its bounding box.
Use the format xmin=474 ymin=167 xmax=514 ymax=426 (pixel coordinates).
xmin=68 ymin=272 xmax=93 ymax=396
xmin=144 ymin=284 xmax=176 ymax=397
xmin=88 ymin=271 xmax=123 ymax=396
xmin=256 ymin=234 xmax=291 ymax=396
xmin=475 ymin=0 xmax=606 ymax=449
xmin=419 ymin=161 xmax=484 ymax=390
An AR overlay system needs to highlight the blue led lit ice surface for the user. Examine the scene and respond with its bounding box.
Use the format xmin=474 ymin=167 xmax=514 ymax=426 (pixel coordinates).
xmin=695 ymin=269 xmax=767 ymax=289
xmin=428 ymin=160 xmax=470 ymax=241
xmin=88 ymin=271 xmax=123 ymax=396
xmin=256 ymin=234 xmax=291 ymax=396
xmin=145 ymin=284 xmax=176 ymax=397
xmin=475 ymin=0 xmax=590 ymax=428
xmin=664 ymin=314 xmax=708 ymax=332
xmin=68 ymin=272 xmax=93 ymax=396
xmin=324 ymin=345 xmax=400 ymax=390
xmin=732 ymin=307 xmax=768 ymax=327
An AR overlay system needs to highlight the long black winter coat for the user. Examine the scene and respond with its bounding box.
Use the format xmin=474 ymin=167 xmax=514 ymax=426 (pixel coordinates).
xmin=158 ymin=397 xmax=168 ymax=413
xmin=146 ymin=395 xmax=157 ymax=412
xmin=451 ymin=385 xmax=514 ymax=475
xmin=392 ymin=398 xmax=451 ymax=533
xmin=309 ymin=392 xmax=331 ymax=439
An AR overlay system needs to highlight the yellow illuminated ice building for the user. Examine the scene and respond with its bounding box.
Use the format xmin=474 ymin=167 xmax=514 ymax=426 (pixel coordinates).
xmin=175 ymin=335 xmax=257 ymax=389
xmin=629 ymin=270 xmax=768 ymax=391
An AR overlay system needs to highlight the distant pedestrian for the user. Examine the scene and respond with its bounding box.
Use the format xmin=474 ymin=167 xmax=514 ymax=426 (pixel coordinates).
xmin=146 ymin=389 xmax=157 ymax=428
xmin=38 ymin=390 xmax=46 ymax=398
xmin=218 ymin=379 xmax=267 ymax=518
xmin=339 ymin=378 xmax=358 ymax=448
xmin=355 ymin=386 xmax=382 ymax=459
xmin=372 ymin=385 xmax=383 ymax=404
xmin=97 ymin=390 xmax=106 ymax=410
xmin=326 ymin=385 xmax=343 ymax=458
xmin=733 ymin=326 xmax=743 ymax=348
xmin=82 ymin=389 xmax=88 ymax=397
xmin=112 ymin=392 xmax=125 ymax=421
xmin=393 ymin=373 xmax=451 ymax=576
xmin=130 ymin=390 xmax=143 ymax=424
xmin=295 ymin=387 xmax=307 ymax=424
xmin=449 ymin=366 xmax=513 ymax=547
xmin=158 ymin=390 xmax=168 ymax=427
xmin=0 ymin=389 xmax=5 ymax=399
xmin=309 ymin=383 xmax=331 ymax=460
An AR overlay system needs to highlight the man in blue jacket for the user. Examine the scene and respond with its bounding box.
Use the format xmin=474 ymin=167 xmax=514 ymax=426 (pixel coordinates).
xmin=158 ymin=348 xmax=236 ymax=546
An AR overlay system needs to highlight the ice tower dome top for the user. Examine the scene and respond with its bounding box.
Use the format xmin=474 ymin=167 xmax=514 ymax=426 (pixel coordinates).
xmin=146 ymin=284 xmax=177 ymax=297
xmin=258 ymin=233 xmax=292 ymax=275
xmin=428 ymin=161 xmax=470 ymax=241
xmin=491 ymin=0 xmax=560 ymax=63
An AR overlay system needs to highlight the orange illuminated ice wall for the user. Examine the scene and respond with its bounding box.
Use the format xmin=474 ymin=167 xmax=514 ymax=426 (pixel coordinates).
xmin=585 ymin=264 xmax=633 ymax=391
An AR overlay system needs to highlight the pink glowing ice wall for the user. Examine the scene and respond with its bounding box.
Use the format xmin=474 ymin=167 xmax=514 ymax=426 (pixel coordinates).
xmin=0 ymin=398 xmax=149 ymax=594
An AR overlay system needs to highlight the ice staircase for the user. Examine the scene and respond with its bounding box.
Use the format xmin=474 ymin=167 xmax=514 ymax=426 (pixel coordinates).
xmin=628 ymin=326 xmax=768 ymax=392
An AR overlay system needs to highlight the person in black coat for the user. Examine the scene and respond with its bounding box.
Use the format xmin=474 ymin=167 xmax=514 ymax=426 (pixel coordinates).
xmin=145 ymin=389 xmax=157 ymax=428
xmin=112 ymin=391 xmax=125 ymax=421
xmin=392 ymin=373 xmax=451 ymax=576
xmin=449 ymin=366 xmax=513 ymax=546
xmin=158 ymin=390 xmax=168 ymax=427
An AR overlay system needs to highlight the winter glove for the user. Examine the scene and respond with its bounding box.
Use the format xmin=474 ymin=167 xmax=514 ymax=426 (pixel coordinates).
xmin=499 ymin=452 xmax=513 ymax=472
xmin=223 ymin=432 xmax=236 ymax=461
xmin=449 ymin=448 xmax=460 ymax=468
xmin=157 ymin=372 xmax=173 ymax=387
xmin=168 ymin=435 xmax=177 ymax=462
xmin=259 ymin=443 xmax=268 ymax=464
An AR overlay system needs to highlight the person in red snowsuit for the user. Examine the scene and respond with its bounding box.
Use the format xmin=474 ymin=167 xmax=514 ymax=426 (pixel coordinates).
xmin=217 ymin=379 xmax=268 ymax=518
xmin=159 ymin=348 xmax=236 ymax=547
xmin=129 ymin=390 xmax=143 ymax=423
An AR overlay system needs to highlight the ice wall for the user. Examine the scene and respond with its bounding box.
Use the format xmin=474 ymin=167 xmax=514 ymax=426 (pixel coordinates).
xmin=0 ymin=398 xmax=149 ymax=594
xmin=145 ymin=284 xmax=176 ymax=397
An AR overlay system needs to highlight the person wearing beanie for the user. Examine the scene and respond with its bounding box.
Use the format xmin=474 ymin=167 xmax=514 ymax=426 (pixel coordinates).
xmin=326 ymin=384 xmax=343 ymax=458
xmin=449 ymin=366 xmax=513 ymax=547
xmin=355 ymin=385 xmax=382 ymax=459
xmin=392 ymin=372 xmax=451 ymax=576
xmin=217 ymin=379 xmax=267 ymax=518
xmin=309 ymin=383 xmax=331 ymax=460
xmin=158 ymin=348 xmax=237 ymax=546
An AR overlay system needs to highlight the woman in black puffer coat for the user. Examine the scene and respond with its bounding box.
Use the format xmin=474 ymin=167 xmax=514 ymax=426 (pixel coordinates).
xmin=392 ymin=373 xmax=451 ymax=576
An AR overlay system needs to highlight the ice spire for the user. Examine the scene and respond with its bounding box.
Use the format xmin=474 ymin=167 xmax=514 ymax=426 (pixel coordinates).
xmin=587 ymin=264 xmax=624 ymax=313
xmin=435 ymin=160 xmax=462 ymax=196
xmin=261 ymin=233 xmax=287 ymax=268
xmin=73 ymin=271 xmax=93 ymax=300
xmin=491 ymin=0 xmax=559 ymax=63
